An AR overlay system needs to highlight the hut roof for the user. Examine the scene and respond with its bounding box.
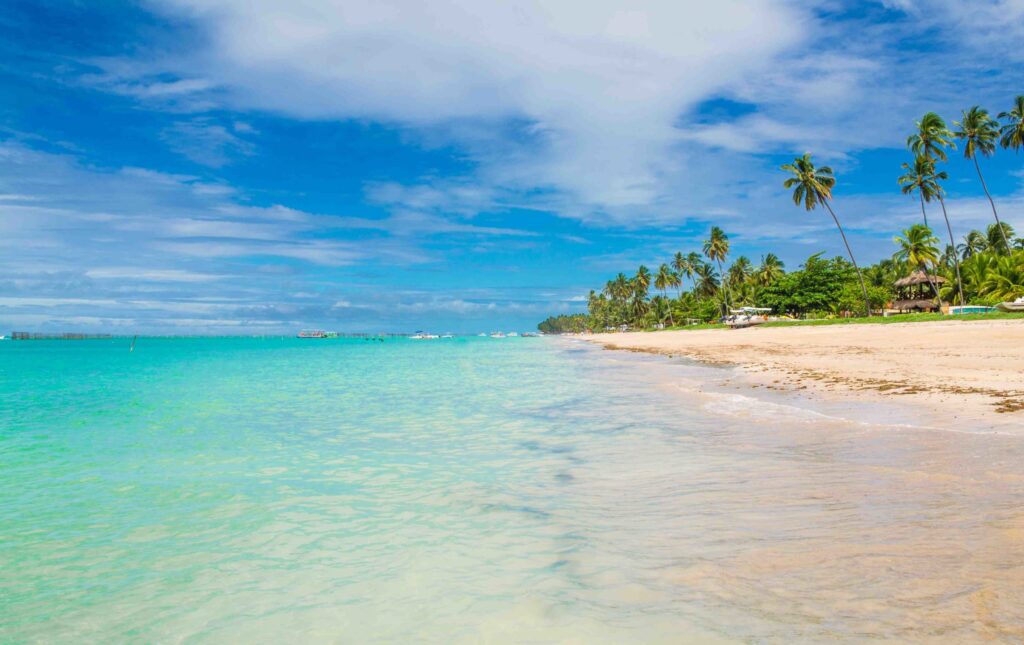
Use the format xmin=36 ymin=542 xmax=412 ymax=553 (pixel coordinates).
xmin=894 ymin=270 xmax=946 ymax=287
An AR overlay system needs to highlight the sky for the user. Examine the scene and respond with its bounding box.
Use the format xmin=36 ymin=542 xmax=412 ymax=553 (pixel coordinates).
xmin=1 ymin=0 xmax=1022 ymax=334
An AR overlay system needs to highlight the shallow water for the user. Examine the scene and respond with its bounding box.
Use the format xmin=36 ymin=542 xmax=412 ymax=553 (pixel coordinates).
xmin=1 ymin=337 xmax=1022 ymax=642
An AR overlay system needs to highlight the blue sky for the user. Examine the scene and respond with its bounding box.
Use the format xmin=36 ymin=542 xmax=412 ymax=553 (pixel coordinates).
xmin=1 ymin=0 xmax=1022 ymax=334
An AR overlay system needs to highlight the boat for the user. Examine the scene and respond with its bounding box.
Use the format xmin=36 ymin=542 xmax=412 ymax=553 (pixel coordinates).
xmin=489 ymin=332 xmax=505 ymax=338
xmin=440 ymin=333 xmax=454 ymax=339
xmin=522 ymin=332 xmax=540 ymax=337
xmin=996 ymin=297 xmax=1024 ymax=312
xmin=297 ymin=329 xmax=328 ymax=338
xmin=724 ymin=307 xmax=772 ymax=329
xmin=477 ymin=333 xmax=487 ymax=337
xmin=411 ymin=331 xmax=439 ymax=339
xmin=507 ymin=332 xmax=519 ymax=337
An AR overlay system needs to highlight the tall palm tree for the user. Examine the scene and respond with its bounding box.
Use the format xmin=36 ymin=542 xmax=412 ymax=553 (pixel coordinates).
xmin=898 ymin=155 xmax=940 ymax=228
xmin=755 ymin=253 xmax=785 ymax=286
xmin=893 ymin=224 xmax=942 ymax=301
xmin=671 ymin=251 xmax=695 ymax=296
xmin=702 ymin=227 xmax=731 ymax=313
xmin=654 ymin=264 xmax=675 ymax=326
xmin=998 ymin=95 xmax=1024 ymax=152
xmin=634 ymin=265 xmax=651 ymax=300
xmin=954 ymin=106 xmax=1010 ymax=253
xmin=781 ymin=153 xmax=871 ymax=316
xmin=908 ymin=112 xmax=955 ymax=162
xmin=917 ymin=160 xmax=966 ymax=305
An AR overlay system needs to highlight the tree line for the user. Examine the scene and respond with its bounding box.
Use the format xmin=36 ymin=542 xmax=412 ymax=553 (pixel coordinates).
xmin=538 ymin=98 xmax=1024 ymax=333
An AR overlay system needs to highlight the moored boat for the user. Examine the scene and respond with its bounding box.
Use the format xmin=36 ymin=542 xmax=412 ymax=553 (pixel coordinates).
xmin=996 ymin=296 xmax=1024 ymax=312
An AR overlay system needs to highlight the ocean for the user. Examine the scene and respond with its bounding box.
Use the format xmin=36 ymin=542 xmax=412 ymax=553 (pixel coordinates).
xmin=2 ymin=336 xmax=1022 ymax=642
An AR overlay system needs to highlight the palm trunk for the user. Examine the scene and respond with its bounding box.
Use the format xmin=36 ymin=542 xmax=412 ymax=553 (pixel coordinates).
xmin=972 ymin=155 xmax=1011 ymax=253
xmin=937 ymin=194 xmax=966 ymax=306
xmin=664 ymin=289 xmax=674 ymax=326
xmin=716 ymin=259 xmax=730 ymax=315
xmin=823 ymin=199 xmax=872 ymax=317
xmin=918 ymin=192 xmax=929 ymax=229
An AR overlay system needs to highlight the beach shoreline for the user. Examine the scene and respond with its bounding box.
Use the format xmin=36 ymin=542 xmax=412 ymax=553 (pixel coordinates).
xmin=579 ymin=318 xmax=1024 ymax=433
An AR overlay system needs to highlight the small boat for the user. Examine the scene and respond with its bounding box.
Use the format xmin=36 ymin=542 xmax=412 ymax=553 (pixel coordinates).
xmin=996 ymin=297 xmax=1024 ymax=312
xmin=410 ymin=331 xmax=439 ymax=339
xmin=490 ymin=332 xmax=505 ymax=338
xmin=507 ymin=332 xmax=519 ymax=337
xmin=440 ymin=333 xmax=454 ymax=339
xmin=477 ymin=333 xmax=487 ymax=337
xmin=297 ymin=329 xmax=328 ymax=338
xmin=724 ymin=307 xmax=772 ymax=329
xmin=522 ymin=332 xmax=540 ymax=337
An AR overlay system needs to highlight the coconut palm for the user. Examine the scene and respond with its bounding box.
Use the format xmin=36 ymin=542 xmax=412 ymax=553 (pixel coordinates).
xmin=671 ymin=251 xmax=698 ymax=296
xmin=781 ymin=153 xmax=871 ymax=316
xmin=634 ymin=265 xmax=651 ymax=299
xmin=954 ymin=106 xmax=1010 ymax=253
xmin=958 ymin=230 xmax=987 ymax=259
xmin=727 ymin=256 xmax=753 ymax=289
xmin=898 ymin=155 xmax=940 ymax=228
xmin=980 ymin=253 xmax=1024 ymax=301
xmin=755 ymin=253 xmax=785 ymax=286
xmin=987 ymin=222 xmax=1016 ymax=255
xmin=922 ymin=163 xmax=966 ymax=305
xmin=893 ymin=224 xmax=942 ymax=301
xmin=998 ymin=95 xmax=1024 ymax=152
xmin=654 ymin=264 xmax=676 ymax=326
xmin=908 ymin=112 xmax=955 ymax=162
xmin=702 ymin=227 xmax=731 ymax=312
xmin=692 ymin=262 xmax=720 ymax=298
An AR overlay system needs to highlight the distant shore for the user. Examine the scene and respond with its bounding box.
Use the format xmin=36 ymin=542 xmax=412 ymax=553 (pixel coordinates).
xmin=581 ymin=318 xmax=1024 ymax=430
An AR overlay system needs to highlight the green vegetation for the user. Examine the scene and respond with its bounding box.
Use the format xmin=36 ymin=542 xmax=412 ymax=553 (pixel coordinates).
xmin=538 ymin=97 xmax=1024 ymax=334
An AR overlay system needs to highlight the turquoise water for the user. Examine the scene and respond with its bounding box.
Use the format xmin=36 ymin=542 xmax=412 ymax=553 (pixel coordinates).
xmin=3 ymin=337 xmax=1024 ymax=642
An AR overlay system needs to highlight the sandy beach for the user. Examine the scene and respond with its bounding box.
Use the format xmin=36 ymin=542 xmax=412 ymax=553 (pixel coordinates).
xmin=584 ymin=319 xmax=1024 ymax=430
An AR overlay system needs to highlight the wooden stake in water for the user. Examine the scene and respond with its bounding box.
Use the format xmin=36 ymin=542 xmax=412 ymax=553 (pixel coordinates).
xmin=130 ymin=335 xmax=137 ymax=353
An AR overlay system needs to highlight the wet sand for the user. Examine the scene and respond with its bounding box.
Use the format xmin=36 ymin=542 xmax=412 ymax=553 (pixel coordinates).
xmin=582 ymin=319 xmax=1024 ymax=431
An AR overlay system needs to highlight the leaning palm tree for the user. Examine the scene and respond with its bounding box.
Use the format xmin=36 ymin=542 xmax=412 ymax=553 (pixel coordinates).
xmin=702 ymin=227 xmax=731 ymax=313
xmin=998 ymin=95 xmax=1024 ymax=152
xmin=910 ymin=158 xmax=966 ymax=305
xmin=893 ymin=224 xmax=942 ymax=301
xmin=954 ymin=106 xmax=1010 ymax=253
xmin=781 ymin=153 xmax=871 ymax=316
xmin=654 ymin=264 xmax=675 ymax=326
xmin=898 ymin=155 xmax=940 ymax=228
xmin=908 ymin=112 xmax=955 ymax=162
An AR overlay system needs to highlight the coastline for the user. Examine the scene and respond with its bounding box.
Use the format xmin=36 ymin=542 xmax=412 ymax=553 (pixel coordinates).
xmin=579 ymin=318 xmax=1024 ymax=433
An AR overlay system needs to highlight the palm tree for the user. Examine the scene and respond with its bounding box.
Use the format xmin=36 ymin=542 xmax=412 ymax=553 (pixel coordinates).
xmin=727 ymin=256 xmax=753 ymax=290
xmin=920 ymin=161 xmax=966 ymax=305
xmin=954 ymin=106 xmax=1010 ymax=253
xmin=898 ymin=155 xmax=940 ymax=228
xmin=958 ymin=230 xmax=987 ymax=259
xmin=702 ymin=227 xmax=731 ymax=313
xmin=634 ymin=265 xmax=651 ymax=300
xmin=755 ymin=253 xmax=785 ymax=286
xmin=998 ymin=95 xmax=1024 ymax=152
xmin=671 ymin=251 xmax=696 ymax=296
xmin=693 ymin=262 xmax=719 ymax=298
xmin=781 ymin=153 xmax=871 ymax=316
xmin=987 ymin=222 xmax=1016 ymax=255
xmin=908 ymin=112 xmax=955 ymax=162
xmin=654 ymin=264 xmax=675 ymax=326
xmin=893 ymin=224 xmax=942 ymax=301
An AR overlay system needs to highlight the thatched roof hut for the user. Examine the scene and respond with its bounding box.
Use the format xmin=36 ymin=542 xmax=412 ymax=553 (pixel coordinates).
xmin=892 ymin=270 xmax=945 ymax=312
xmin=894 ymin=270 xmax=946 ymax=288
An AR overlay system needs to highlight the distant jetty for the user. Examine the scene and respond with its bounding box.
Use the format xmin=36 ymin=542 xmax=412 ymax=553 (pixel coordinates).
xmin=10 ymin=332 xmax=112 ymax=340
